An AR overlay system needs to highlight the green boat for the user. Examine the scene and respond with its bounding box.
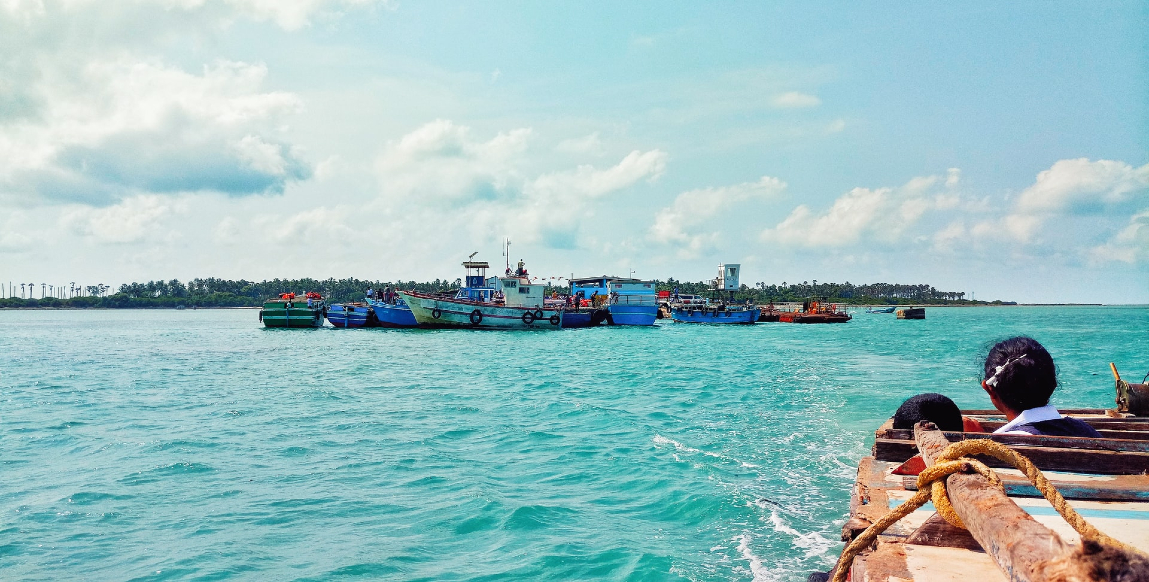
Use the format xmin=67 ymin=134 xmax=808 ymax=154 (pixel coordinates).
xmin=259 ymin=293 xmax=326 ymax=328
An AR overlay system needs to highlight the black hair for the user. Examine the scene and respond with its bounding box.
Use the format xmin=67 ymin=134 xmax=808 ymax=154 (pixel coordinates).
xmin=983 ymin=336 xmax=1057 ymax=412
xmin=892 ymin=393 xmax=963 ymax=432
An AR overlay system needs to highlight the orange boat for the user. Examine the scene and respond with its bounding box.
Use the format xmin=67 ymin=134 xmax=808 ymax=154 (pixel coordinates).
xmin=777 ymin=297 xmax=851 ymax=323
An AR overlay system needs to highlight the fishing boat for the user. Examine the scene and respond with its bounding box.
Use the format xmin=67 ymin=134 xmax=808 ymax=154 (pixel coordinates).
xmin=671 ymin=303 xmax=758 ymax=324
xmin=558 ymin=307 xmax=611 ymax=328
xmin=867 ymin=306 xmax=897 ymax=314
xmin=778 ymin=297 xmax=851 ymax=323
xmin=399 ymin=258 xmax=563 ymax=330
xmin=569 ymin=276 xmax=658 ymax=326
xmin=260 ymin=292 xmax=325 ymax=328
xmin=366 ymin=297 xmax=418 ymax=327
xmin=326 ymin=301 xmax=373 ymax=328
xmin=821 ymin=374 xmax=1149 ymax=581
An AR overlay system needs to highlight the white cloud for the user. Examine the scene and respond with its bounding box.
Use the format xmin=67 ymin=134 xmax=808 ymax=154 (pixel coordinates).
xmin=556 ymin=132 xmax=605 ymax=156
xmin=771 ymin=91 xmax=821 ymax=108
xmin=61 ymin=195 xmax=187 ymax=244
xmin=1088 ymin=210 xmax=1149 ymax=265
xmin=1001 ymin=158 xmax=1149 ymax=241
xmin=650 ymin=177 xmax=786 ymax=257
xmin=0 ymin=58 xmax=310 ymax=204
xmin=761 ymin=172 xmax=957 ymax=248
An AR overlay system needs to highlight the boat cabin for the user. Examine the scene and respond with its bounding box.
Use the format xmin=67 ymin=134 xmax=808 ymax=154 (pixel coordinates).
xmin=496 ymin=276 xmax=546 ymax=308
xmin=569 ymin=276 xmax=656 ymax=307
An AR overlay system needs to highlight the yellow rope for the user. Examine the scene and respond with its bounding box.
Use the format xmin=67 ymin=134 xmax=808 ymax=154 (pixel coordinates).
xmin=830 ymin=439 xmax=1141 ymax=582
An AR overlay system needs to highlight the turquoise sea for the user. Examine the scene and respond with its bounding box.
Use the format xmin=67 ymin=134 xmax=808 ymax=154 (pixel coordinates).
xmin=2 ymin=306 xmax=1146 ymax=581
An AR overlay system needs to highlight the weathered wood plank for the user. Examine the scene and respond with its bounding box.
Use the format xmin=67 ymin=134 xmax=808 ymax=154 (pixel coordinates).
xmin=902 ymin=474 xmax=1149 ymax=502
xmin=876 ymin=429 xmax=1149 ymax=452
xmin=905 ymin=512 xmax=982 ymax=551
xmin=874 ymin=437 xmax=1149 ymax=474
xmin=914 ymin=424 xmax=1149 ymax=582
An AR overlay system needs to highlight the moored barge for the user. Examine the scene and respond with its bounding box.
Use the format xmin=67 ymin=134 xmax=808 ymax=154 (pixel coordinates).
xmin=260 ymin=292 xmax=325 ymax=328
xmin=778 ymin=297 xmax=851 ymax=323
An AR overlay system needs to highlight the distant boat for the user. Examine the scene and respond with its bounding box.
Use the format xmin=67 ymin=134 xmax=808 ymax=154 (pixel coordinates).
xmin=366 ymin=297 xmax=418 ymax=328
xmin=897 ymin=307 xmax=926 ymax=319
xmin=400 ymin=258 xmax=563 ymax=330
xmin=778 ymin=297 xmax=851 ymax=323
xmin=326 ymin=302 xmax=373 ymax=328
xmin=671 ymin=303 xmax=758 ymax=324
xmin=260 ymin=292 xmax=325 ymax=328
xmin=867 ymin=306 xmax=896 ymax=314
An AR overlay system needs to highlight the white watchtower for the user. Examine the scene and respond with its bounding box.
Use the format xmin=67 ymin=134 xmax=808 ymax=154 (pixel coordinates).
xmin=717 ymin=264 xmax=740 ymax=291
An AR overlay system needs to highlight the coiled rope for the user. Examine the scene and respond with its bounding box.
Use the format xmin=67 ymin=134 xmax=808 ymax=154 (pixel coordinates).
xmin=831 ymin=439 xmax=1141 ymax=582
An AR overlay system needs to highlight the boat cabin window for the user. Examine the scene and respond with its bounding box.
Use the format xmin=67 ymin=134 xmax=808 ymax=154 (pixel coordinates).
xmin=504 ymin=280 xmax=517 ymax=288
xmin=518 ymin=286 xmax=530 ymax=294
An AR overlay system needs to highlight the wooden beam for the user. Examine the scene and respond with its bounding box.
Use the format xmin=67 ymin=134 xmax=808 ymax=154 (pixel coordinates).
xmin=913 ymin=423 xmax=1149 ymax=582
xmin=877 ymin=429 xmax=1149 ymax=452
xmin=874 ymin=437 xmax=1149 ymax=475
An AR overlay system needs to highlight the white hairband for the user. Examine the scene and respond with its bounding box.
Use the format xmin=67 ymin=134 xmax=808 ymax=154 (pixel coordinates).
xmin=985 ymin=353 xmax=1027 ymax=388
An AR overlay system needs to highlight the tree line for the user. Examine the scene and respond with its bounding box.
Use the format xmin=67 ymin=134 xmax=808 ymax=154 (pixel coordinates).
xmin=0 ymin=276 xmax=990 ymax=308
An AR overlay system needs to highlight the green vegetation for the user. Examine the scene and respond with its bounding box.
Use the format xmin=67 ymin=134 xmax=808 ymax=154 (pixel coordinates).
xmin=655 ymin=279 xmax=983 ymax=306
xmin=0 ymin=277 xmax=994 ymax=309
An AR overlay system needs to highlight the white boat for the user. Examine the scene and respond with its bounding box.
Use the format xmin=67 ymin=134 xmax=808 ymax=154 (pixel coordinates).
xmin=399 ymin=259 xmax=563 ymax=330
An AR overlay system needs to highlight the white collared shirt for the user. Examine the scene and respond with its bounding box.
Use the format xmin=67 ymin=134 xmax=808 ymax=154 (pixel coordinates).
xmin=993 ymin=404 xmax=1063 ymax=435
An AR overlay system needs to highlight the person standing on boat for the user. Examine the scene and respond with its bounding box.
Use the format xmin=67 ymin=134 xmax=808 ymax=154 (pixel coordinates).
xmin=367 ymin=287 xmax=374 ymax=299
xmin=981 ymin=336 xmax=1101 ymax=437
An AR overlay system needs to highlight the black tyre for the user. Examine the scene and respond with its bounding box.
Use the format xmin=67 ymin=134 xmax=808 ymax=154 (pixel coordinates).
xmin=522 ymin=311 xmax=535 ymax=325
xmin=549 ymin=314 xmax=560 ymax=325
xmin=470 ymin=309 xmax=483 ymax=325
xmin=432 ymin=308 xmax=442 ymax=319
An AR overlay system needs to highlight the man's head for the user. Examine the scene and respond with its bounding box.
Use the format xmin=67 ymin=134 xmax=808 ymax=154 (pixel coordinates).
xmin=982 ymin=336 xmax=1057 ymax=413
xmin=892 ymin=393 xmax=963 ymax=432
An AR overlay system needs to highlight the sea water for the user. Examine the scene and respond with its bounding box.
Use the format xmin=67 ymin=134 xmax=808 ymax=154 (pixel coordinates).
xmin=1 ymin=306 xmax=1146 ymax=581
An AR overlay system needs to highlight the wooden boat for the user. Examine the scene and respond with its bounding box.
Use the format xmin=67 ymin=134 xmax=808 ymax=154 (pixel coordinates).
xmin=367 ymin=298 xmax=418 ymax=328
xmin=399 ymin=259 xmax=563 ymax=330
xmin=778 ymin=297 xmax=851 ymax=323
xmin=825 ymin=403 xmax=1149 ymax=581
xmin=671 ymin=303 xmax=758 ymax=324
xmin=326 ymin=302 xmax=373 ymax=328
xmin=897 ymin=307 xmax=926 ymax=319
xmin=260 ymin=292 xmax=325 ymax=328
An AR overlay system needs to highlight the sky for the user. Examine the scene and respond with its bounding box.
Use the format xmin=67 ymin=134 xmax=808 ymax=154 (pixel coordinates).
xmin=1 ymin=1 xmax=1146 ymax=303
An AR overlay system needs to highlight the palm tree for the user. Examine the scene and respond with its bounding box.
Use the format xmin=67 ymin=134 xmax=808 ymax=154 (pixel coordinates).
xmin=20 ymin=283 xmax=24 ymax=298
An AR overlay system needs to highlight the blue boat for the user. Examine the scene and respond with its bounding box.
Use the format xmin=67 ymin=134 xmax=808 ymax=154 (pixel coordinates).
xmin=326 ymin=302 xmax=372 ymax=328
xmin=671 ymin=304 xmax=758 ymax=324
xmin=366 ymin=297 xmax=418 ymax=327
xmin=569 ymin=276 xmax=657 ymax=326
xmin=867 ymin=306 xmax=896 ymax=313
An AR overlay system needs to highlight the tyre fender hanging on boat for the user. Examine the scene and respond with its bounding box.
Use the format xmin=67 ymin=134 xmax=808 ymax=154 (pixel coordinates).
xmin=533 ymin=309 xmax=543 ymax=320
xmin=522 ymin=311 xmax=535 ymax=325
xmin=470 ymin=309 xmax=483 ymax=325
xmin=549 ymin=314 xmax=560 ymax=325
xmin=431 ymin=308 xmax=442 ymax=319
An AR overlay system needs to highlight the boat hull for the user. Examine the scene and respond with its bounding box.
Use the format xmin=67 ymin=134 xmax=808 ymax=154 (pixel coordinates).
xmin=261 ymin=301 xmax=325 ymax=328
xmin=367 ymin=299 xmax=419 ymax=327
xmin=326 ymin=303 xmax=372 ymax=328
xmin=607 ymin=304 xmax=657 ymax=326
xmin=778 ymin=312 xmax=851 ymax=323
xmin=671 ymin=307 xmax=758 ymax=324
xmin=560 ymin=309 xmax=611 ymax=328
xmin=399 ymin=291 xmax=563 ymax=330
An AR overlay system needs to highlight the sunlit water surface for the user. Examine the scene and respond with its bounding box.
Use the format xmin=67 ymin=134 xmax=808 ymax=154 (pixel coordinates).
xmin=2 ymin=306 xmax=1145 ymax=581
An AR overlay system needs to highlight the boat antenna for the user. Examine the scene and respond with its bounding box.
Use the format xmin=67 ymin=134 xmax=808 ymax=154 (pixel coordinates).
xmin=469 ymin=251 xmax=478 ymax=260
xmin=504 ymin=238 xmax=511 ymax=272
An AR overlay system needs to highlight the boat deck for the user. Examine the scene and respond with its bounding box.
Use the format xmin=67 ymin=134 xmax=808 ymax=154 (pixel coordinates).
xmin=837 ymin=410 xmax=1149 ymax=581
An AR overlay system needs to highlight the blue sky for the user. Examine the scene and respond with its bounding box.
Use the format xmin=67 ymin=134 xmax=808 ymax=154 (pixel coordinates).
xmin=1 ymin=1 xmax=1146 ymax=302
